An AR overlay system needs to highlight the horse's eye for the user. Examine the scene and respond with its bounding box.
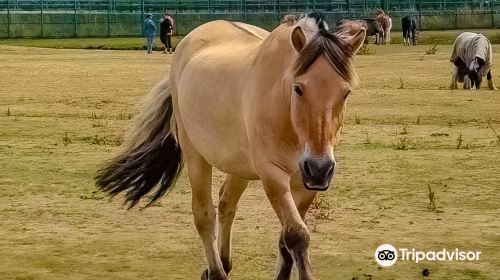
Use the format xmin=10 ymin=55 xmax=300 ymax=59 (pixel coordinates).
xmin=293 ymin=85 xmax=303 ymax=96
xmin=344 ymin=90 xmax=351 ymax=99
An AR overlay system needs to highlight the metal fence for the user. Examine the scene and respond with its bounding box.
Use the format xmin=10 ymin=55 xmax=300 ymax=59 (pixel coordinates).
xmin=1 ymin=0 xmax=500 ymax=38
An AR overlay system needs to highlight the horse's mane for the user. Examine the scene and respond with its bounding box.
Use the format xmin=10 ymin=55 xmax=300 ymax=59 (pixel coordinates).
xmin=284 ymin=12 xmax=357 ymax=84
xmin=282 ymin=13 xmax=303 ymax=25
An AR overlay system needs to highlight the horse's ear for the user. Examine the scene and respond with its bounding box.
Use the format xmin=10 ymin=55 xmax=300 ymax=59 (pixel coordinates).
xmin=291 ymin=26 xmax=307 ymax=52
xmin=339 ymin=28 xmax=366 ymax=55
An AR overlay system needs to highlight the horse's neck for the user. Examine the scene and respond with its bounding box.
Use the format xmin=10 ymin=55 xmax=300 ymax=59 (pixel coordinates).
xmin=251 ymin=25 xmax=295 ymax=108
xmin=246 ymin=25 xmax=298 ymax=143
xmin=254 ymin=25 xmax=295 ymax=69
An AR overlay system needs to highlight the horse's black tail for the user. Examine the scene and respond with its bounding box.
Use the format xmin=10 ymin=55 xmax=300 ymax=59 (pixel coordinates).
xmin=95 ymin=79 xmax=183 ymax=208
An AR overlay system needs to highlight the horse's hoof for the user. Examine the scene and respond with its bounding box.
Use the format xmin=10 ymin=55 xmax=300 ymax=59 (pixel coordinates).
xmin=201 ymin=268 xmax=227 ymax=280
xmin=201 ymin=269 xmax=209 ymax=280
xmin=221 ymin=257 xmax=232 ymax=274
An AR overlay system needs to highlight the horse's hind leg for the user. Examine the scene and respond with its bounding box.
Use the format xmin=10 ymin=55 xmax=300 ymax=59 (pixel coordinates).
xmin=181 ymin=135 xmax=226 ymax=279
xmin=217 ymin=175 xmax=248 ymax=274
xmin=463 ymin=75 xmax=471 ymax=90
xmin=487 ymin=70 xmax=497 ymax=90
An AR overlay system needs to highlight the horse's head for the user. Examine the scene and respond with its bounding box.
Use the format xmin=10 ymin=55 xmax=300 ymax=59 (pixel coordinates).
xmin=288 ymin=21 xmax=365 ymax=191
xmin=468 ymin=57 xmax=485 ymax=89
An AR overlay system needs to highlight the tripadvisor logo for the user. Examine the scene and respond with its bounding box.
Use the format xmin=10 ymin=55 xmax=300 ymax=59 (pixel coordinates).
xmin=375 ymin=244 xmax=398 ymax=267
xmin=375 ymin=244 xmax=482 ymax=267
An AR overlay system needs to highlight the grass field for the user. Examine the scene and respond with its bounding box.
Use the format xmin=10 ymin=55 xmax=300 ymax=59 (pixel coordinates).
xmin=0 ymin=41 xmax=499 ymax=280
xmin=1 ymin=29 xmax=500 ymax=50
xmin=0 ymin=36 xmax=184 ymax=50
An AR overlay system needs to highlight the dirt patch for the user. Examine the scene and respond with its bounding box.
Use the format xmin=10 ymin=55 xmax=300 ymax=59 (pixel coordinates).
xmin=0 ymin=44 xmax=499 ymax=279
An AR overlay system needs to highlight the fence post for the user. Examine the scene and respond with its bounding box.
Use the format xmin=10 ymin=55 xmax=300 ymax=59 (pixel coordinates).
xmin=347 ymin=0 xmax=350 ymax=18
xmin=74 ymin=0 xmax=77 ymax=37
xmin=175 ymin=0 xmax=178 ymax=36
xmin=40 ymin=0 xmax=44 ymax=38
xmin=276 ymin=0 xmax=280 ymax=23
xmin=7 ymin=0 xmax=10 ymax=38
xmin=108 ymin=0 xmax=111 ymax=37
xmin=243 ymin=0 xmax=246 ymax=20
xmin=417 ymin=5 xmax=421 ymax=30
xmin=454 ymin=7 xmax=457 ymax=29
xmin=141 ymin=0 xmax=144 ymax=37
xmin=491 ymin=2 xmax=494 ymax=28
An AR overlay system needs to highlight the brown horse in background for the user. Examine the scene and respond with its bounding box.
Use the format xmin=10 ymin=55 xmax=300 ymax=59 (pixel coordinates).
xmin=96 ymin=12 xmax=366 ymax=280
xmin=336 ymin=19 xmax=384 ymax=44
xmin=376 ymin=9 xmax=392 ymax=44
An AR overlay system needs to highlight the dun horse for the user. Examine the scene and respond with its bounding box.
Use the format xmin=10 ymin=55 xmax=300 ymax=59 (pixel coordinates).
xmin=96 ymin=13 xmax=365 ymax=280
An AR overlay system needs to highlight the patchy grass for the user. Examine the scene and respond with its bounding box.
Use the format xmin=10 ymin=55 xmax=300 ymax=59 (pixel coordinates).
xmin=357 ymin=44 xmax=376 ymax=55
xmin=430 ymin=132 xmax=450 ymax=137
xmin=0 ymin=36 xmax=184 ymax=50
xmin=398 ymin=77 xmax=407 ymax=89
xmin=1 ymin=43 xmax=499 ymax=280
xmin=425 ymin=42 xmax=439 ymax=54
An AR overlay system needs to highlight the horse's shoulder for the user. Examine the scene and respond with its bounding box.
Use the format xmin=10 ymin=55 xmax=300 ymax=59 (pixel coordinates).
xmin=228 ymin=22 xmax=269 ymax=41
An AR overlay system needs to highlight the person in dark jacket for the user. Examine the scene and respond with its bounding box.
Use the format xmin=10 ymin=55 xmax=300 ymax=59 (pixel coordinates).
xmin=143 ymin=13 xmax=156 ymax=54
xmin=160 ymin=13 xmax=174 ymax=54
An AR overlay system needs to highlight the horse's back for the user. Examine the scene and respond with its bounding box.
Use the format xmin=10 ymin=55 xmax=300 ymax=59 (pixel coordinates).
xmin=451 ymin=32 xmax=490 ymax=64
xmin=174 ymin=20 xmax=267 ymax=58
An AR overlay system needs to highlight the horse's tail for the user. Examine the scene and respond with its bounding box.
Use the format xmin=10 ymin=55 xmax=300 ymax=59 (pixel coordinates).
xmin=95 ymin=78 xmax=183 ymax=208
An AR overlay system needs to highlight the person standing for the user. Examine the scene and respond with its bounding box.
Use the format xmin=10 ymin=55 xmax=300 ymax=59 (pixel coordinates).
xmin=143 ymin=13 xmax=156 ymax=54
xmin=160 ymin=12 xmax=174 ymax=54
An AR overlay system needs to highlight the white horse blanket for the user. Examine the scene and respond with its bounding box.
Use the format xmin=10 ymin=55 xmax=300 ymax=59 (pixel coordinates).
xmin=450 ymin=32 xmax=492 ymax=78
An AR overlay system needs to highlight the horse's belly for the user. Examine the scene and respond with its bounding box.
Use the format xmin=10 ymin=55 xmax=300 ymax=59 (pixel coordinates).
xmin=176 ymin=56 xmax=258 ymax=179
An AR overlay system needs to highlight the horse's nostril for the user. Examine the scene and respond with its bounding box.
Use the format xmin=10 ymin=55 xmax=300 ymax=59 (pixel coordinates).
xmin=326 ymin=163 xmax=334 ymax=178
xmin=303 ymin=160 xmax=312 ymax=177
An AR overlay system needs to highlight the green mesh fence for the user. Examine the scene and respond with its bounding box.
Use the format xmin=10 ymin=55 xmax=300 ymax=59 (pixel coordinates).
xmin=1 ymin=0 xmax=499 ymax=38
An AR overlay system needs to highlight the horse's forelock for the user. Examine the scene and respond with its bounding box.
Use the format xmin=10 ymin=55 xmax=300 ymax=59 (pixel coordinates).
xmin=293 ymin=32 xmax=356 ymax=84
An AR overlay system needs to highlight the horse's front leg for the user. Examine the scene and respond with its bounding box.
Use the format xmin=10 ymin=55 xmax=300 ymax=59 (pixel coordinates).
xmin=217 ymin=175 xmax=248 ymax=274
xmin=261 ymin=170 xmax=314 ymax=280
xmin=451 ymin=66 xmax=459 ymax=89
xmin=274 ymin=174 xmax=317 ymax=280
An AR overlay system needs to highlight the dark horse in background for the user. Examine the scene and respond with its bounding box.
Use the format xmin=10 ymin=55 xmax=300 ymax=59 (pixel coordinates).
xmin=335 ymin=19 xmax=383 ymax=44
xmin=402 ymin=16 xmax=417 ymax=45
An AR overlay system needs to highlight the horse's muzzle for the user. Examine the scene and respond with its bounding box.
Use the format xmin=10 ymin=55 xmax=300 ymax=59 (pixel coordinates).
xmin=299 ymin=156 xmax=335 ymax=191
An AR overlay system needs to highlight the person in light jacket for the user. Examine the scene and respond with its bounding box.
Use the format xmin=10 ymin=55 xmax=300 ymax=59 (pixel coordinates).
xmin=143 ymin=13 xmax=156 ymax=54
